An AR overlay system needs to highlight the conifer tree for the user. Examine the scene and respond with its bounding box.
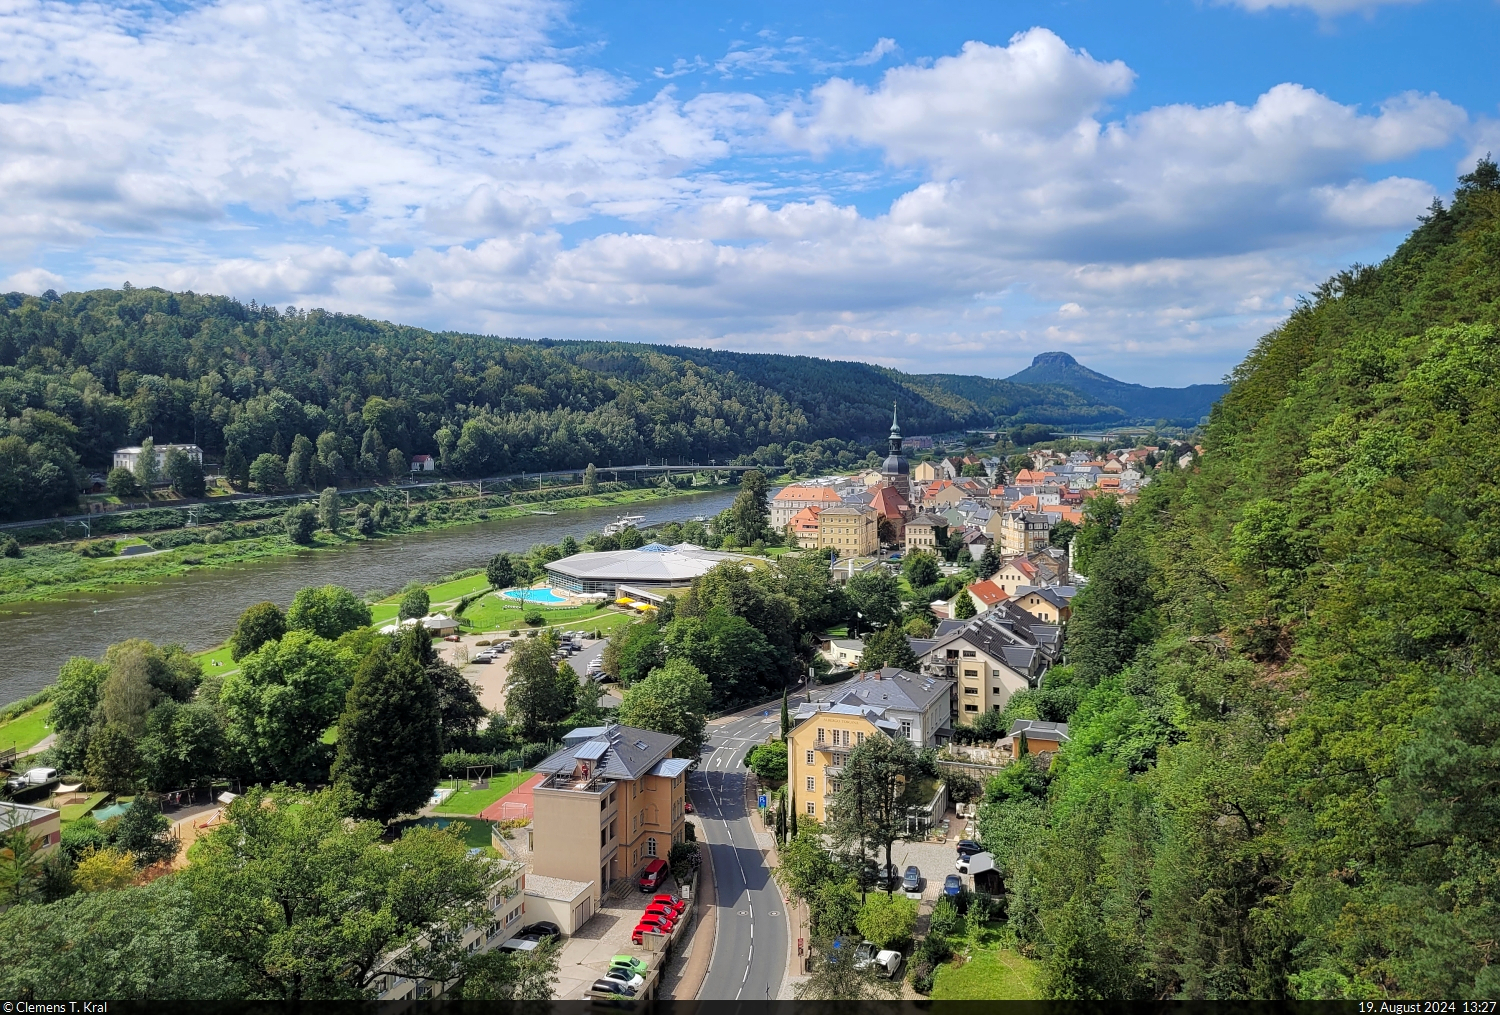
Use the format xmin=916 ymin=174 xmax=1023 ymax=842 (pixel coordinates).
xmin=332 ymin=626 xmax=441 ymax=821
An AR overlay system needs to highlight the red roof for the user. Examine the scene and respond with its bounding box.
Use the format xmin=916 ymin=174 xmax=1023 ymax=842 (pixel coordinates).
xmin=968 ymin=579 xmax=1009 ymax=606
xmin=774 ymin=485 xmax=843 ymax=503
xmin=868 ymin=484 xmax=910 ymax=518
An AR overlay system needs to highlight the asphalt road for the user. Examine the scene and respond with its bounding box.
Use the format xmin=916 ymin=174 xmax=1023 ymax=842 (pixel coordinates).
xmin=691 ymin=693 xmax=811 ymax=1001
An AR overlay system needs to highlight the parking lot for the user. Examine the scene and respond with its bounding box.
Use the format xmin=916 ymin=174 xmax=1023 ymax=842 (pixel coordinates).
xmin=549 ymin=873 xmax=696 ymax=999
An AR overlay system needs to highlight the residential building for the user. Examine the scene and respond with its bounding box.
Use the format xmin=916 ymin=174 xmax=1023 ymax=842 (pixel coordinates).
xmin=771 ymin=485 xmax=844 ymax=530
xmin=410 ymin=454 xmax=436 ymax=473
xmin=818 ymin=668 xmax=956 ymax=747
xmin=820 ymin=637 xmax=865 ymax=669
xmin=112 ymin=443 xmax=203 ymax=475
xmin=0 ymin=800 xmax=61 ymax=849
xmin=1011 ymin=585 xmax=1076 ymax=624
xmin=966 ymin=578 xmax=1009 ymax=614
xmin=879 ymin=406 xmax=911 ymax=499
xmin=921 ymin=604 xmax=1062 ymax=722
xmin=905 ymin=513 xmax=947 ymax=555
xmin=529 ymin=724 xmax=690 ymax=911
xmin=787 ymin=703 xmax=900 ymax=821
xmin=902 ymin=435 xmax=935 ymax=451
xmin=374 ymin=859 xmax=525 ymax=1001
xmin=912 ymin=460 xmax=941 ymax=484
xmin=999 ymin=509 xmax=1052 ymax=555
xmin=788 ymin=505 xmax=824 ymax=548
xmin=817 ymin=503 xmax=880 ymax=556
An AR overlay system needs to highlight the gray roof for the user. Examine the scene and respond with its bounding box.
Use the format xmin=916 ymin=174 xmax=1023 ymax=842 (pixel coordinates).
xmin=831 ymin=668 xmax=953 ymax=713
xmin=926 ymin=604 xmax=1061 ymax=678
xmin=546 ymin=543 xmax=746 ymax=585
xmin=791 ymin=701 xmax=901 ymax=735
xmin=650 ymin=757 xmax=694 ymax=778
xmin=536 ymin=723 xmax=682 ymax=781
xmin=1014 ymin=585 xmax=1075 ymax=608
xmin=0 ymin=801 xmax=56 ymax=833
xmin=1009 ymin=719 xmax=1071 ymax=742
xmin=907 ymin=513 xmax=947 ymax=528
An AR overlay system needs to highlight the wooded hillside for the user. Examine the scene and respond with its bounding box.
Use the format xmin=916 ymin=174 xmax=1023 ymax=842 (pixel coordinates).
xmin=985 ymin=158 xmax=1500 ymax=998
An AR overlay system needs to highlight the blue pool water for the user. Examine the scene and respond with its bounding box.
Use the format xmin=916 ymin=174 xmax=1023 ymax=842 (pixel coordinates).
xmin=500 ymin=588 xmax=570 ymax=604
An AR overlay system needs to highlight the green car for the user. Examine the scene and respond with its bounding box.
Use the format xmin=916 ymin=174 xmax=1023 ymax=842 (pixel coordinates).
xmin=609 ymin=955 xmax=649 ymax=977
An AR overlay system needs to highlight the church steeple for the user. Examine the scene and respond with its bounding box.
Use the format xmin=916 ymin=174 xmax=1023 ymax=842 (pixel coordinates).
xmin=881 ymin=402 xmax=910 ymax=498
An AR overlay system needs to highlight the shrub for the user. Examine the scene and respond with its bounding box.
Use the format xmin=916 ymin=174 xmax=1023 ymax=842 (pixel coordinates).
xmin=0 ymin=536 xmax=19 ymax=557
xmin=523 ymin=608 xmax=544 ymax=626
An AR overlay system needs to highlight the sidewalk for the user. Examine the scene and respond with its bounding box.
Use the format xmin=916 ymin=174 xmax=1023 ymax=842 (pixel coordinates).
xmin=669 ymin=833 xmax=717 ymax=999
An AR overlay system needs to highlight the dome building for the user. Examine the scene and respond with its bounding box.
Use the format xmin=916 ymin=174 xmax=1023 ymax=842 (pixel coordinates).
xmin=880 ymin=404 xmax=910 ymax=500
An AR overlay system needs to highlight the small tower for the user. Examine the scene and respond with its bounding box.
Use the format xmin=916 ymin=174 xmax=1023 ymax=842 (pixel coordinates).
xmin=880 ymin=402 xmax=910 ymax=499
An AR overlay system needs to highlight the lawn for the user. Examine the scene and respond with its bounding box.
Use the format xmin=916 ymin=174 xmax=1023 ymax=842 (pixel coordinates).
xmin=433 ymin=769 xmax=534 ymax=816
xmin=461 ymin=594 xmax=621 ymax=634
xmin=0 ymin=703 xmax=54 ymax=753
xmin=58 ymin=792 xmax=110 ymax=823
xmin=195 ymin=644 xmax=239 ymax=678
xmin=931 ymin=931 xmax=1041 ymax=1000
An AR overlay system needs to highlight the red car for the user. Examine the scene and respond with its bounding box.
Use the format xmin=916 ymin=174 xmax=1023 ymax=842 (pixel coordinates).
xmin=638 ymin=857 xmax=668 ymax=892
xmin=637 ymin=911 xmax=676 ymax=934
xmin=643 ymin=904 xmax=678 ymax=924
xmin=683 ymin=798 xmax=693 ymax=813
xmin=650 ymin=894 xmax=687 ymax=916
xmin=631 ymin=921 xmax=673 ymax=945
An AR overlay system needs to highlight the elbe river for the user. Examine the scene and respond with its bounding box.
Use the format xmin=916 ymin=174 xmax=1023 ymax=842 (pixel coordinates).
xmin=0 ymin=488 xmax=739 ymax=707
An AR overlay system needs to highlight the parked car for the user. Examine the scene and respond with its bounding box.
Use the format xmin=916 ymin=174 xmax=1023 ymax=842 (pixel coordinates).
xmin=591 ymin=978 xmax=636 ymax=997
xmin=956 ymin=851 xmax=990 ymax=874
xmin=609 ymin=955 xmax=649 ymax=977
xmin=638 ymin=857 xmax=668 ymax=892
xmin=498 ymin=937 xmax=540 ymax=953
xmin=443 ymin=634 xmax=461 ymax=642
xmin=631 ymin=922 xmax=671 ymax=946
xmin=853 ymin=942 xmax=905 ymax=978
xmin=902 ymin=865 xmax=922 ymax=892
xmin=470 ymin=654 xmax=492 ymax=665
xmin=519 ymin=921 xmax=560 ymax=940
xmin=955 ymin=839 xmax=982 ymax=857
xmin=650 ymin=894 xmax=686 ymax=916
xmin=496 ymin=640 xmax=512 ymax=651
xmin=637 ymin=911 xmax=676 ymax=933
xmin=601 ymin=967 xmax=644 ymax=991
xmin=943 ymin=874 xmax=963 ymax=897
xmin=6 ymin=767 xmax=57 ymax=791
xmin=683 ymin=798 xmax=693 ymax=813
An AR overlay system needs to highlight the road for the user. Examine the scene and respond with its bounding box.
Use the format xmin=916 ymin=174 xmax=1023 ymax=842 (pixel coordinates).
xmin=691 ymin=692 xmax=811 ymax=1001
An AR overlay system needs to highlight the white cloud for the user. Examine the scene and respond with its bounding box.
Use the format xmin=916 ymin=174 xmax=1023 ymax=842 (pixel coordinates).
xmin=0 ymin=8 xmax=1475 ymax=383
xmin=1223 ymin=0 xmax=1426 ymax=15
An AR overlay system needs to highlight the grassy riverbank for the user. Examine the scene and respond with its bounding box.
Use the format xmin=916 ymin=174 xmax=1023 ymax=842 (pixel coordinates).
xmin=0 ymin=483 xmax=713 ymax=607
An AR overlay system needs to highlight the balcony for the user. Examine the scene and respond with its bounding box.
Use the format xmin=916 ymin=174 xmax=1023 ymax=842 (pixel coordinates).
xmin=538 ymin=770 xmax=607 ymax=795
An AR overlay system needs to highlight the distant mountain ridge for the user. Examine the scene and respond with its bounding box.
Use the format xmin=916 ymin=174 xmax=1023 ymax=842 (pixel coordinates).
xmin=1005 ymin=351 xmax=1228 ymax=424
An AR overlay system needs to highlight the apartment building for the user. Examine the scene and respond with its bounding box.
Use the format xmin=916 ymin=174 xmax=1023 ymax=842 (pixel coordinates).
xmin=921 ymin=603 xmax=1062 ymax=723
xmin=817 ymin=503 xmax=879 ymax=556
xmin=111 ymin=443 xmax=203 ymax=474
xmin=530 ymin=724 xmax=690 ymax=912
xmin=771 ymin=484 xmax=844 ymax=529
xmin=819 ymin=668 xmax=956 ymax=747
xmin=0 ymin=801 xmax=61 ymax=849
xmin=787 ymin=702 xmax=899 ymax=821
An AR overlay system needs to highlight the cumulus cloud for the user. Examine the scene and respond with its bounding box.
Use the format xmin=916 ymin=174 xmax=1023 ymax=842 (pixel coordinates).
xmin=0 ymin=7 xmax=1475 ymax=383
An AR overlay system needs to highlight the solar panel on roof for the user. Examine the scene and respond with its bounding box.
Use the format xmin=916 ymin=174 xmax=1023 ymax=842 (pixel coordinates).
xmin=575 ymin=741 xmax=609 ymax=760
xmin=634 ymin=740 xmax=649 ymax=750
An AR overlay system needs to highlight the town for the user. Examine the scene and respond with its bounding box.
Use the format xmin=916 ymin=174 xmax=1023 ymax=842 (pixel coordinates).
xmin=0 ymin=406 xmax=1198 ymax=1002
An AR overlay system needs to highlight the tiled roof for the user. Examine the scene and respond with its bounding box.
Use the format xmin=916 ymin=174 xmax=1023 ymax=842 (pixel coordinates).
xmin=968 ymin=579 xmax=1008 ymax=605
xmin=773 ymin=485 xmax=844 ymax=503
xmin=833 ymin=668 xmax=952 ymax=712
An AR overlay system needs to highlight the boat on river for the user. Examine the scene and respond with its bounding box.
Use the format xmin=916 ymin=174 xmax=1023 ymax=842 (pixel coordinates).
xmin=601 ymin=514 xmax=645 ymax=536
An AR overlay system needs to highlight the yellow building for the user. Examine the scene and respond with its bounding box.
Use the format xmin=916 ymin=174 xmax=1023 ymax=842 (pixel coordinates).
xmin=817 ymin=503 xmax=879 ymax=556
xmin=530 ymin=724 xmax=690 ymax=912
xmin=786 ymin=704 xmax=895 ymax=821
xmin=912 ymin=460 xmax=940 ymax=484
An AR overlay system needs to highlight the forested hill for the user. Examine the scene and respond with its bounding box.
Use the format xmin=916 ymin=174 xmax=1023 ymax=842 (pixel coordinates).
xmin=992 ymin=159 xmax=1500 ymax=998
xmin=0 ymin=289 xmax=1129 ymax=520
xmin=1007 ymin=350 xmax=1228 ymax=423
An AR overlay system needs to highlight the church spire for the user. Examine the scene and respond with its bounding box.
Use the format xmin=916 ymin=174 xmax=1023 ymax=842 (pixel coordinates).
xmin=890 ymin=402 xmax=900 ymax=438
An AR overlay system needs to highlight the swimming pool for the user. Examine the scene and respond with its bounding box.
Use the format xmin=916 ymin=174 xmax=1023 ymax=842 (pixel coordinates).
xmin=499 ymin=588 xmax=570 ymax=605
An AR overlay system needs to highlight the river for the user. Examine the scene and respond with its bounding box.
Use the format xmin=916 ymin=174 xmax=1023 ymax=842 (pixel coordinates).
xmin=0 ymin=488 xmax=739 ymax=706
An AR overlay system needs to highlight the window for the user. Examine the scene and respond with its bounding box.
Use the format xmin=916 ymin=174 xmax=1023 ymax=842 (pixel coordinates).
xmin=992 ymin=688 xmax=1001 ymax=696
xmin=965 ymin=703 xmax=979 ymax=712
xmin=806 ymin=750 xmax=814 ymax=764
xmin=962 ymin=650 xmax=977 ymax=658
xmin=901 ymin=720 xmax=912 ymax=737
xmin=647 ymin=837 xmax=657 ymax=857
xmin=601 ymin=827 xmax=607 ymax=846
xmin=817 ymin=727 xmax=825 ymax=743
xmin=807 ymin=776 xmax=815 ymax=791
xmin=964 ymin=669 xmax=978 ymax=677
xmin=807 ymin=801 xmax=816 ymax=814
xmin=964 ymin=686 xmax=978 ymax=695
xmin=856 ymin=731 xmax=865 ymax=744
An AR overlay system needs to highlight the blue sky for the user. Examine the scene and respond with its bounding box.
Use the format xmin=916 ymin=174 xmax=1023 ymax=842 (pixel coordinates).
xmin=1 ymin=0 xmax=1495 ymax=385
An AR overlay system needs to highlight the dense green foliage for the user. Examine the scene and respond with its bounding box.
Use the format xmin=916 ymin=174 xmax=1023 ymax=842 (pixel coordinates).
xmin=977 ymin=161 xmax=1500 ymax=999
xmin=0 ymin=285 xmax=1149 ymax=521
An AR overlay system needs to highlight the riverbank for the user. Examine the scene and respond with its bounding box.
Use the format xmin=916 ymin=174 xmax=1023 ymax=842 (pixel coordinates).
xmin=0 ymin=483 xmax=709 ymax=607
xmin=0 ymin=486 xmax=741 ymax=707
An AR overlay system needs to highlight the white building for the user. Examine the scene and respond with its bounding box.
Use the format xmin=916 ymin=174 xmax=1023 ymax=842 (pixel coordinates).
xmin=112 ymin=443 xmax=203 ymax=474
